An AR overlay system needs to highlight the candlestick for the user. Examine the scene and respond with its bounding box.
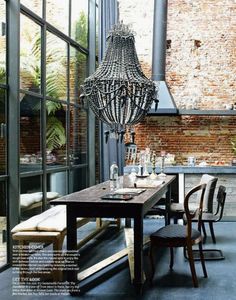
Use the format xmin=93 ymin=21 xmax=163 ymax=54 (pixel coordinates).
xmin=158 ymin=150 xmax=167 ymax=178
xmin=150 ymin=151 xmax=158 ymax=179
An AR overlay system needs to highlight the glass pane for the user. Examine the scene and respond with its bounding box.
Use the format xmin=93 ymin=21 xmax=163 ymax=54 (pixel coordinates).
xmin=46 ymin=32 xmax=67 ymax=100
xmin=20 ymin=0 xmax=42 ymax=17
xmin=70 ymin=47 xmax=87 ymax=105
xmin=70 ymin=167 xmax=87 ymax=193
xmin=0 ymin=181 xmax=7 ymax=267
xmin=20 ymin=14 xmax=41 ymax=93
xmin=0 ymin=1 xmax=6 ymax=84
xmin=71 ymin=0 xmax=88 ymax=48
xmin=70 ymin=107 xmax=87 ymax=165
xmin=20 ymin=94 xmax=42 ymax=172
xmin=96 ymin=3 xmax=99 ymax=58
xmin=46 ymin=0 xmax=69 ymax=35
xmin=46 ymin=101 xmax=67 ymax=167
xmin=47 ymin=171 xmax=67 ymax=208
xmin=0 ymin=88 xmax=6 ymax=175
xmin=20 ymin=176 xmax=42 ymax=220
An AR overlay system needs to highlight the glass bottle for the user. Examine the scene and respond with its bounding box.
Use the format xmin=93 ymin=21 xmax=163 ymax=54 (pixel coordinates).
xmin=110 ymin=162 xmax=119 ymax=192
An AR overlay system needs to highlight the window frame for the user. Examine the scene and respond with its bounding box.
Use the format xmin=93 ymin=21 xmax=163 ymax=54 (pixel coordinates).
xmin=19 ymin=1 xmax=91 ymax=207
xmin=3 ymin=0 xmax=97 ymax=271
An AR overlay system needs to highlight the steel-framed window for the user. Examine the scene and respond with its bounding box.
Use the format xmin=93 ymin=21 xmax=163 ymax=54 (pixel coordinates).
xmin=4 ymin=0 xmax=96 ymax=268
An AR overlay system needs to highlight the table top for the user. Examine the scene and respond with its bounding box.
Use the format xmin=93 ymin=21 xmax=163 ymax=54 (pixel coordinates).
xmin=51 ymin=175 xmax=176 ymax=210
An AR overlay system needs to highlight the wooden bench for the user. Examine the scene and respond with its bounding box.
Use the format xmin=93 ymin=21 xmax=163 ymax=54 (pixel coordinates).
xmin=11 ymin=205 xmax=114 ymax=281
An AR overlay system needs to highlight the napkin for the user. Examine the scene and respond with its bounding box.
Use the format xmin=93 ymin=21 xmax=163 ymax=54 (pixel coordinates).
xmin=115 ymin=188 xmax=146 ymax=195
xmin=134 ymin=179 xmax=165 ymax=188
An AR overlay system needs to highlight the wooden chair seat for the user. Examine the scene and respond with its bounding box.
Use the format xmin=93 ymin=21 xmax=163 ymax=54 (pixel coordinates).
xmin=151 ymin=224 xmax=201 ymax=245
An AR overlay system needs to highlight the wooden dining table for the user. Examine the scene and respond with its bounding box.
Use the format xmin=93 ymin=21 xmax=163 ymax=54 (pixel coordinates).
xmin=51 ymin=174 xmax=176 ymax=294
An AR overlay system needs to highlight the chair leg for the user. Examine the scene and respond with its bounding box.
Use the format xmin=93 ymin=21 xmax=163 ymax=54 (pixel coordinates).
xmin=183 ymin=246 xmax=187 ymax=259
xmin=202 ymin=222 xmax=207 ymax=241
xmin=149 ymin=244 xmax=155 ymax=282
xmin=169 ymin=247 xmax=174 ymax=269
xmin=186 ymin=245 xmax=198 ymax=288
xmin=173 ymin=217 xmax=178 ymax=224
xmin=116 ymin=218 xmax=121 ymax=229
xmin=209 ymin=222 xmax=216 ymax=244
xmin=198 ymin=242 xmax=208 ymax=278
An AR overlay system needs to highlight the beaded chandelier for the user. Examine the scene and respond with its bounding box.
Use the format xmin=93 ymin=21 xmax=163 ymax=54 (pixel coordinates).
xmin=81 ymin=24 xmax=158 ymax=140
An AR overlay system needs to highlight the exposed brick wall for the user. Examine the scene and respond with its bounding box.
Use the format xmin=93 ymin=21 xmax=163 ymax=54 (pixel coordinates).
xmin=119 ymin=0 xmax=236 ymax=109
xmin=69 ymin=107 xmax=88 ymax=163
xmin=134 ymin=115 xmax=236 ymax=165
xmin=166 ymin=0 xmax=236 ymax=110
xmin=20 ymin=116 xmax=41 ymax=155
xmin=119 ymin=0 xmax=236 ymax=164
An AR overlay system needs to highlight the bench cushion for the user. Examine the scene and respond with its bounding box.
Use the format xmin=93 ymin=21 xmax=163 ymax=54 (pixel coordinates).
xmin=46 ymin=192 xmax=60 ymax=200
xmin=20 ymin=193 xmax=42 ymax=208
xmin=20 ymin=192 xmax=59 ymax=208
xmin=12 ymin=205 xmax=68 ymax=233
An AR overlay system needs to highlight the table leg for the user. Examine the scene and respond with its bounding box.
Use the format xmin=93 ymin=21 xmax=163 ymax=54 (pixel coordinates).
xmin=165 ymin=184 xmax=172 ymax=225
xmin=66 ymin=206 xmax=77 ymax=287
xmin=125 ymin=218 xmax=132 ymax=228
xmin=133 ymin=213 xmax=144 ymax=294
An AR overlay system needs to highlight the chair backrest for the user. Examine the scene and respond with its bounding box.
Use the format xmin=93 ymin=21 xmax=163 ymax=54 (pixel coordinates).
xmin=215 ymin=185 xmax=226 ymax=221
xmin=184 ymin=183 xmax=206 ymax=239
xmin=199 ymin=174 xmax=218 ymax=212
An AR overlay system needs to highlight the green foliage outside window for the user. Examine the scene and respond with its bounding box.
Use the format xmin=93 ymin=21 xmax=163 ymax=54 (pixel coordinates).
xmin=20 ymin=12 xmax=88 ymax=152
xmin=0 ymin=67 xmax=5 ymax=84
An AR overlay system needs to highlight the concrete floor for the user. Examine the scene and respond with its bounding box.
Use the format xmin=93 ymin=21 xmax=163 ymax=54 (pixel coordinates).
xmin=0 ymin=219 xmax=236 ymax=299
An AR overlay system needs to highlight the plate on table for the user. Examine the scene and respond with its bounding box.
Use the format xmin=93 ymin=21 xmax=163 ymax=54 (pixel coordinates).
xmin=135 ymin=175 xmax=149 ymax=178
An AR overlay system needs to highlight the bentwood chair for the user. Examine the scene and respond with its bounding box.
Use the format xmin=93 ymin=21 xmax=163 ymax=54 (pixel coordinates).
xmin=193 ymin=185 xmax=226 ymax=242
xmin=148 ymin=174 xmax=217 ymax=228
xmin=149 ymin=183 xmax=207 ymax=288
xmin=170 ymin=174 xmax=218 ymax=225
xmin=189 ymin=185 xmax=227 ymax=260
